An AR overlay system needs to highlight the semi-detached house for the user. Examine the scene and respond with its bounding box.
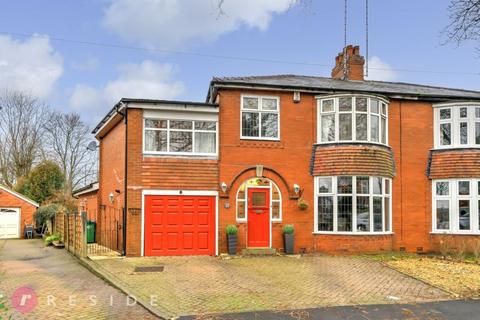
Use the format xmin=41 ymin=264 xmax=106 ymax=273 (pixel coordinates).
xmin=92 ymin=45 xmax=480 ymax=256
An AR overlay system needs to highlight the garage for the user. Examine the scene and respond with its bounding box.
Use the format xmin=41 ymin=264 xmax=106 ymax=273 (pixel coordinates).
xmin=0 ymin=208 xmax=20 ymax=239
xmin=144 ymin=194 xmax=216 ymax=256
xmin=0 ymin=185 xmax=39 ymax=239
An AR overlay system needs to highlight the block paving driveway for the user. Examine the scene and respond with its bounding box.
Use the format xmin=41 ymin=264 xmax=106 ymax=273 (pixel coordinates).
xmin=0 ymin=239 xmax=156 ymax=319
xmin=90 ymin=251 xmax=452 ymax=318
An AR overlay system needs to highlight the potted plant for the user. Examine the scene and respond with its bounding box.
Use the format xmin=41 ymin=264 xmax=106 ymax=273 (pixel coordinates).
xmin=283 ymin=224 xmax=295 ymax=254
xmin=226 ymin=225 xmax=238 ymax=255
xmin=297 ymin=198 xmax=309 ymax=210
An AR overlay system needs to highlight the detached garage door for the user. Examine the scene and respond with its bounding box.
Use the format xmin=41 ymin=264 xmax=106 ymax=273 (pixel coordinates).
xmin=144 ymin=195 xmax=215 ymax=256
xmin=0 ymin=208 xmax=20 ymax=239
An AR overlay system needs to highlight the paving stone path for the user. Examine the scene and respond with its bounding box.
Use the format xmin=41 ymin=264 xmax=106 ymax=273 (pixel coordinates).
xmin=0 ymin=239 xmax=157 ymax=319
xmin=90 ymin=253 xmax=451 ymax=318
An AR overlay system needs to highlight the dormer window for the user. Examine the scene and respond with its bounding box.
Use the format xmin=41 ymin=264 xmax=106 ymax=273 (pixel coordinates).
xmin=317 ymin=95 xmax=388 ymax=145
xmin=434 ymin=104 xmax=480 ymax=149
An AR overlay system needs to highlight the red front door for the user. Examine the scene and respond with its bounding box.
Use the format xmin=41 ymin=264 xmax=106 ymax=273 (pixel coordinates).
xmin=247 ymin=188 xmax=270 ymax=247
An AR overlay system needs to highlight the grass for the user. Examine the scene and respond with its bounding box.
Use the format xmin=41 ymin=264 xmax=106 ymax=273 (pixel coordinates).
xmin=365 ymin=252 xmax=480 ymax=298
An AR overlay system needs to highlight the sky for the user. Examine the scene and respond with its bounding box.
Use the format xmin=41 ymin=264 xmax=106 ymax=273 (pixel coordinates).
xmin=0 ymin=0 xmax=479 ymax=127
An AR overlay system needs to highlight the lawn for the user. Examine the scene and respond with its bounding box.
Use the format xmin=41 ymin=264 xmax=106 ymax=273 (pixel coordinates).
xmin=367 ymin=252 xmax=480 ymax=298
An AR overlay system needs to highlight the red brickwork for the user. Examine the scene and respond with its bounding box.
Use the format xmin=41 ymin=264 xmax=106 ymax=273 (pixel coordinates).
xmin=428 ymin=149 xmax=480 ymax=179
xmin=311 ymin=144 xmax=395 ymax=178
xmin=0 ymin=187 xmax=37 ymax=238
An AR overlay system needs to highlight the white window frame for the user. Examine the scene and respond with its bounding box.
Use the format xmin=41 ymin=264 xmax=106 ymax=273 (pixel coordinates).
xmin=432 ymin=178 xmax=480 ymax=234
xmin=236 ymin=178 xmax=282 ymax=222
xmin=240 ymin=95 xmax=280 ymax=141
xmin=433 ymin=103 xmax=480 ymax=149
xmin=316 ymin=94 xmax=389 ymax=146
xmin=143 ymin=118 xmax=218 ymax=156
xmin=313 ymin=176 xmax=393 ymax=235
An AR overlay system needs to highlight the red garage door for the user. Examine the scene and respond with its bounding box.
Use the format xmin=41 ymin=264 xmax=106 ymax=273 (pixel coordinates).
xmin=144 ymin=195 xmax=215 ymax=256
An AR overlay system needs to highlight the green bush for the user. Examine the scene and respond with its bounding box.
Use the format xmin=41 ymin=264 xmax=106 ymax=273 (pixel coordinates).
xmin=44 ymin=233 xmax=60 ymax=246
xmin=283 ymin=224 xmax=294 ymax=234
xmin=34 ymin=204 xmax=60 ymax=228
xmin=226 ymin=225 xmax=238 ymax=235
xmin=15 ymin=160 xmax=64 ymax=204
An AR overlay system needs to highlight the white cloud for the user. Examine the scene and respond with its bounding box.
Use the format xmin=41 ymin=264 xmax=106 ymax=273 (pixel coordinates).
xmin=365 ymin=56 xmax=397 ymax=82
xmin=69 ymin=60 xmax=184 ymax=120
xmin=0 ymin=35 xmax=63 ymax=98
xmin=102 ymin=0 xmax=293 ymax=50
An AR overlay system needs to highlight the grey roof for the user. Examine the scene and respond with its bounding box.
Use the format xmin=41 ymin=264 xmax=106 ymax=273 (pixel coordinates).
xmin=209 ymin=75 xmax=480 ymax=101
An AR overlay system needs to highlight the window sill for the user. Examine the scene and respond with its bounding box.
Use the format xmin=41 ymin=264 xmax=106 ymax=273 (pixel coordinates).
xmin=315 ymin=141 xmax=390 ymax=148
xmin=430 ymin=231 xmax=480 ymax=236
xmin=312 ymin=231 xmax=394 ymax=236
xmin=240 ymin=137 xmax=280 ymax=142
xmin=143 ymin=153 xmax=218 ymax=159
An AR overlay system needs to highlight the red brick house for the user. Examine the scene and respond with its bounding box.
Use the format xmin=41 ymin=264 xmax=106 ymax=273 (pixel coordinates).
xmin=0 ymin=185 xmax=39 ymax=238
xmin=73 ymin=182 xmax=99 ymax=221
xmin=92 ymin=45 xmax=480 ymax=256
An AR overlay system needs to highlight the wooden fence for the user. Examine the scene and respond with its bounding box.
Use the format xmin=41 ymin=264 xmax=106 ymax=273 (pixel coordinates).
xmin=54 ymin=211 xmax=87 ymax=257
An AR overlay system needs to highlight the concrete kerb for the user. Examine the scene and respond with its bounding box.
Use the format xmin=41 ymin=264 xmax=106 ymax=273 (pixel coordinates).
xmin=68 ymin=251 xmax=167 ymax=319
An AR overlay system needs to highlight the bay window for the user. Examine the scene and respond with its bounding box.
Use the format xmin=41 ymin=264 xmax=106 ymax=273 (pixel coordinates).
xmin=144 ymin=119 xmax=217 ymax=155
xmin=318 ymin=95 xmax=388 ymax=145
xmin=434 ymin=104 xmax=480 ymax=148
xmin=314 ymin=176 xmax=392 ymax=234
xmin=432 ymin=179 xmax=480 ymax=234
xmin=241 ymin=96 xmax=280 ymax=140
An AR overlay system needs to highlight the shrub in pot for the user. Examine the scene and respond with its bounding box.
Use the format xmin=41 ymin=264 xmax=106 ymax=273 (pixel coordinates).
xmin=283 ymin=224 xmax=295 ymax=254
xmin=297 ymin=198 xmax=309 ymax=210
xmin=226 ymin=225 xmax=238 ymax=255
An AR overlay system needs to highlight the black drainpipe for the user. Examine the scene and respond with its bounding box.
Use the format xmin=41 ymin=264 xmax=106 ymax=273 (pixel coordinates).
xmin=123 ymin=103 xmax=128 ymax=256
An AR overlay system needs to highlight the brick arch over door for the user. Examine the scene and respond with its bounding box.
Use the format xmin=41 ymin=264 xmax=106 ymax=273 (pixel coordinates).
xmin=223 ymin=166 xmax=298 ymax=200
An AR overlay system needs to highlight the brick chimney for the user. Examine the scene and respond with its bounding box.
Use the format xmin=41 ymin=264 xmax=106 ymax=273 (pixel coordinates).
xmin=331 ymin=45 xmax=365 ymax=81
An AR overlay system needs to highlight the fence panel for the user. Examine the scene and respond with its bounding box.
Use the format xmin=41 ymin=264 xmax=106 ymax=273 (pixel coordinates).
xmin=54 ymin=211 xmax=87 ymax=258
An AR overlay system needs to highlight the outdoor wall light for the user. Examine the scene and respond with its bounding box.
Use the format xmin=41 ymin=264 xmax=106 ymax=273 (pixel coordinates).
xmin=293 ymin=184 xmax=300 ymax=195
xmin=108 ymin=192 xmax=114 ymax=204
xmin=221 ymin=182 xmax=227 ymax=193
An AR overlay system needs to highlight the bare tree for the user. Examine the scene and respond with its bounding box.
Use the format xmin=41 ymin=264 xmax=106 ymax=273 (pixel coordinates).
xmin=0 ymin=90 xmax=50 ymax=187
xmin=44 ymin=112 xmax=97 ymax=195
xmin=444 ymin=0 xmax=480 ymax=52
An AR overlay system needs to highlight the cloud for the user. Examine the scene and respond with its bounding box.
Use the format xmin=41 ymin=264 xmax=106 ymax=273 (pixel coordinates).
xmin=365 ymin=56 xmax=397 ymax=82
xmin=102 ymin=0 xmax=293 ymax=50
xmin=0 ymin=35 xmax=63 ymax=98
xmin=69 ymin=60 xmax=184 ymax=122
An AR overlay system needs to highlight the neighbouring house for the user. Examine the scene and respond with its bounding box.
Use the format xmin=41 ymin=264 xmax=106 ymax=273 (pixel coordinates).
xmin=73 ymin=182 xmax=99 ymax=221
xmin=0 ymin=185 xmax=39 ymax=239
xmin=91 ymin=45 xmax=480 ymax=257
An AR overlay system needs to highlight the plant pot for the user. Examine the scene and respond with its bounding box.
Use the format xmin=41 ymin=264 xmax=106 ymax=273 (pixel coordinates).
xmin=297 ymin=198 xmax=309 ymax=210
xmin=284 ymin=233 xmax=294 ymax=254
xmin=227 ymin=234 xmax=238 ymax=255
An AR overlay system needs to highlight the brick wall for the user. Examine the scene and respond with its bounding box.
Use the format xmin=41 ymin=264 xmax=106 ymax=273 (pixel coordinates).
xmin=98 ymin=117 xmax=125 ymax=252
xmin=0 ymin=189 xmax=37 ymax=238
xmin=388 ymin=100 xmax=434 ymax=253
xmin=77 ymin=191 xmax=98 ymax=221
xmin=218 ymin=89 xmax=315 ymax=253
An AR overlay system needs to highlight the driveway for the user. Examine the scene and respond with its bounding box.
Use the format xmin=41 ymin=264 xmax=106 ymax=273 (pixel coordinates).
xmin=88 ymin=254 xmax=451 ymax=318
xmin=0 ymin=239 xmax=157 ymax=319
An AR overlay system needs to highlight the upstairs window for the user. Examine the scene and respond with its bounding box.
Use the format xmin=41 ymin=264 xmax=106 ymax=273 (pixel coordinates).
xmin=241 ymin=96 xmax=280 ymax=140
xmin=144 ymin=119 xmax=217 ymax=155
xmin=435 ymin=105 xmax=480 ymax=148
xmin=318 ymin=95 xmax=388 ymax=145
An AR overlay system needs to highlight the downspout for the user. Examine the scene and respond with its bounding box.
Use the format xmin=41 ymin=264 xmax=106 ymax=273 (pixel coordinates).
xmin=122 ymin=102 xmax=128 ymax=256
